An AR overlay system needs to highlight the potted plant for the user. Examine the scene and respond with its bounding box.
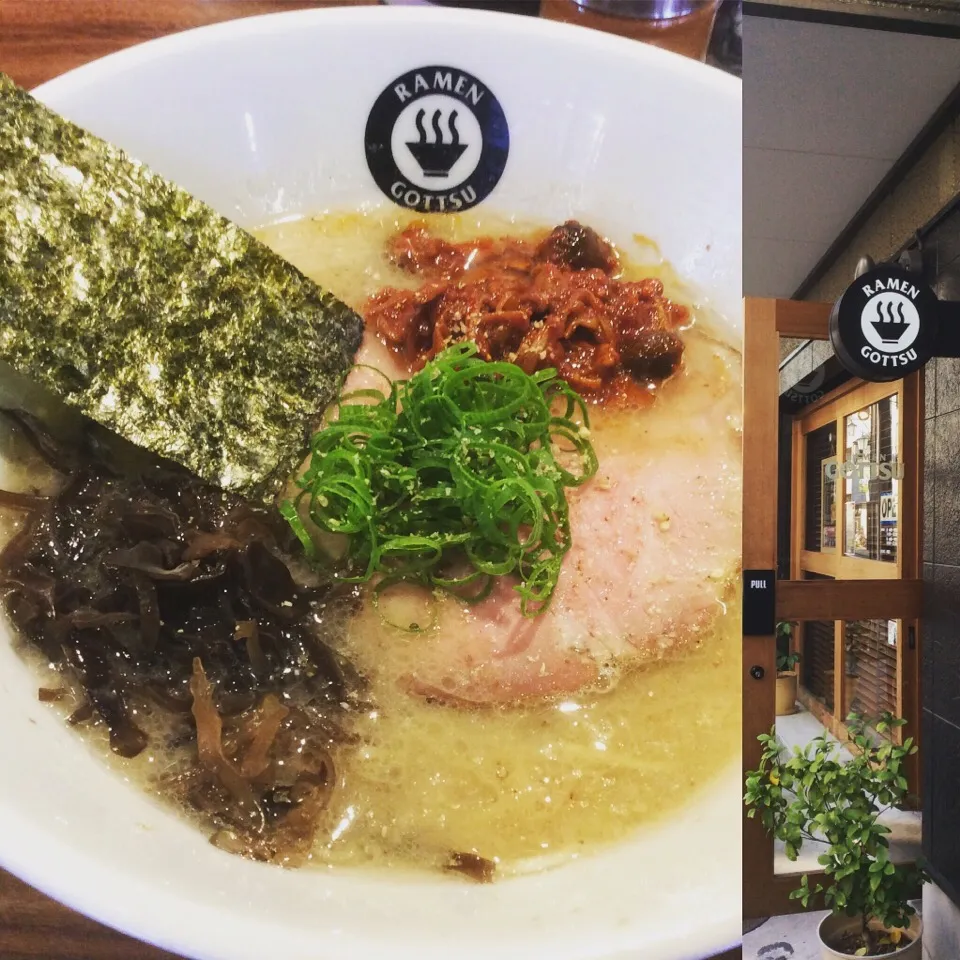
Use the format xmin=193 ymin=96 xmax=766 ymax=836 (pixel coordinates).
xmin=744 ymin=712 xmax=927 ymax=958
xmin=775 ymin=621 xmax=799 ymax=717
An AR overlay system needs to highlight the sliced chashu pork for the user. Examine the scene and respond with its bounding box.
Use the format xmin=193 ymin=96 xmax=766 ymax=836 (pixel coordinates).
xmin=343 ymin=334 xmax=740 ymax=704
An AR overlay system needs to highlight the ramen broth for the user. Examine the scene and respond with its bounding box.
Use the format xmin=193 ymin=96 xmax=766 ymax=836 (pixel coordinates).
xmin=0 ymin=210 xmax=740 ymax=878
xmin=250 ymin=211 xmax=742 ymax=875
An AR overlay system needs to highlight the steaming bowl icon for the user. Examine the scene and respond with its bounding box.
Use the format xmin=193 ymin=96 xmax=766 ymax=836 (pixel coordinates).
xmin=406 ymin=107 xmax=468 ymax=178
xmin=869 ymin=297 xmax=910 ymax=345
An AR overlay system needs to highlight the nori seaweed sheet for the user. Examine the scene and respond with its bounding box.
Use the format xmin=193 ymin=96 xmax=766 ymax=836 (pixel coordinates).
xmin=0 ymin=72 xmax=363 ymax=500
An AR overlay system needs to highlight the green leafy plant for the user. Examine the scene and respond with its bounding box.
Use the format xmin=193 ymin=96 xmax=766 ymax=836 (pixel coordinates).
xmin=775 ymin=621 xmax=799 ymax=674
xmin=744 ymin=712 xmax=927 ymax=956
xmin=775 ymin=620 xmax=795 ymax=642
xmin=776 ymin=621 xmax=796 ymax=667
xmin=777 ymin=651 xmax=800 ymax=674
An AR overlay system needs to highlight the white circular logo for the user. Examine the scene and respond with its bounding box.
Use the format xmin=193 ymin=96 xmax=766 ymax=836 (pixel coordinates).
xmin=390 ymin=94 xmax=483 ymax=191
xmin=860 ymin=291 xmax=920 ymax=354
xmin=366 ymin=66 xmax=509 ymax=214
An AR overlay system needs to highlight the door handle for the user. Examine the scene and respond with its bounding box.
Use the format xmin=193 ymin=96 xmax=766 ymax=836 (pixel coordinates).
xmin=750 ymin=665 xmax=765 ymax=680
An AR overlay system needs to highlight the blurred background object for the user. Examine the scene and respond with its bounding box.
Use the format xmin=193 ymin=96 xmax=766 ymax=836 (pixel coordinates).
xmin=0 ymin=1 xmax=377 ymax=89
xmin=379 ymin=0 xmax=741 ymax=72
xmin=381 ymin=0 xmax=540 ymax=11
xmin=539 ymin=0 xmax=721 ymax=61
xmin=708 ymin=0 xmax=742 ymax=75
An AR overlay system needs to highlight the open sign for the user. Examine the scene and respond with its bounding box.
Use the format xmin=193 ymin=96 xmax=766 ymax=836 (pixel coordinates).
xmin=880 ymin=492 xmax=897 ymax=526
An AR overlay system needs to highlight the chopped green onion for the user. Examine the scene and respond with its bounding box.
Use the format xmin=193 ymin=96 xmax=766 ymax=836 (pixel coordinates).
xmin=283 ymin=342 xmax=597 ymax=616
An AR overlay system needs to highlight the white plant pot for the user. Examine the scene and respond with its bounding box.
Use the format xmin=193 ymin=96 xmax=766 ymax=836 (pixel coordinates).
xmin=818 ymin=913 xmax=922 ymax=960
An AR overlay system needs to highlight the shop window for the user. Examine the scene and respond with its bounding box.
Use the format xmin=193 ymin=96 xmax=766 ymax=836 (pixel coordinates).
xmin=802 ymin=620 xmax=836 ymax=712
xmin=844 ymin=619 xmax=898 ymax=725
xmin=804 ymin=423 xmax=837 ymax=552
xmin=800 ymin=572 xmax=835 ymax=713
xmin=842 ymin=394 xmax=898 ymax=564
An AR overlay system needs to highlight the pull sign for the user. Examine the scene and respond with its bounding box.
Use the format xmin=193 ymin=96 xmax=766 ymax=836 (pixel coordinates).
xmin=743 ymin=570 xmax=776 ymax=637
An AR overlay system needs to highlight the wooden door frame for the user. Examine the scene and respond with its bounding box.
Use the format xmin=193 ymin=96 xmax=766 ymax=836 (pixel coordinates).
xmin=742 ymin=298 xmax=925 ymax=920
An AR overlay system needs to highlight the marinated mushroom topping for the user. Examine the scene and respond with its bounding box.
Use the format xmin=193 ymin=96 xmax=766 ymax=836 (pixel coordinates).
xmin=0 ymin=410 xmax=362 ymax=865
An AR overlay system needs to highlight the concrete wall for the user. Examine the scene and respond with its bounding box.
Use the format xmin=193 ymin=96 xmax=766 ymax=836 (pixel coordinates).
xmin=923 ymin=883 xmax=960 ymax=960
xmin=779 ymin=339 xmax=835 ymax=397
xmin=805 ymin=116 xmax=960 ymax=304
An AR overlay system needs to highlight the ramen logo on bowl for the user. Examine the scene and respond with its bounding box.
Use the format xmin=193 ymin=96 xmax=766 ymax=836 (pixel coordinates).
xmin=365 ymin=66 xmax=509 ymax=214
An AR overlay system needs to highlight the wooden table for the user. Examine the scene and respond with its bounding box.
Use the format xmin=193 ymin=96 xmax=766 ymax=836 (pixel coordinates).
xmin=0 ymin=4 xmax=741 ymax=958
xmin=0 ymin=1 xmax=376 ymax=89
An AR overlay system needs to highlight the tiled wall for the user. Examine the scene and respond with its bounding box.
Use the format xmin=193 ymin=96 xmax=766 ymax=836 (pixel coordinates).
xmin=922 ymin=351 xmax=960 ymax=911
xmin=918 ymin=186 xmax=960 ymax=924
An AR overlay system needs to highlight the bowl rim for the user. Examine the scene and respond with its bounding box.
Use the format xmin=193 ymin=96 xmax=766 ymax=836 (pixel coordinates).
xmin=5 ymin=8 xmax=741 ymax=960
xmin=30 ymin=4 xmax=741 ymax=103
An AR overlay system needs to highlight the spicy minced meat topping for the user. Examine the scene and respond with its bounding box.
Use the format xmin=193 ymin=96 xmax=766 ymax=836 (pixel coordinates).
xmin=365 ymin=220 xmax=690 ymax=405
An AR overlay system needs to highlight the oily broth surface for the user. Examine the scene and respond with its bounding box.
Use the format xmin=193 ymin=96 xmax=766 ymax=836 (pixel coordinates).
xmin=252 ymin=210 xmax=742 ymax=874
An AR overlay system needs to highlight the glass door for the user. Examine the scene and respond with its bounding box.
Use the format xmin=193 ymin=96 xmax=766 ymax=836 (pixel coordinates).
xmin=791 ymin=383 xmax=914 ymax=750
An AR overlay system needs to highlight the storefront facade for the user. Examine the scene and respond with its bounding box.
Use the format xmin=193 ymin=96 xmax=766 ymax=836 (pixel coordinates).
xmin=744 ymin=101 xmax=960 ymax=949
xmin=742 ymin=298 xmax=924 ymax=919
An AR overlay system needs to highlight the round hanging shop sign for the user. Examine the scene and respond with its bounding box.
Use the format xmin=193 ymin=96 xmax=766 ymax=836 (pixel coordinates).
xmin=829 ymin=264 xmax=940 ymax=382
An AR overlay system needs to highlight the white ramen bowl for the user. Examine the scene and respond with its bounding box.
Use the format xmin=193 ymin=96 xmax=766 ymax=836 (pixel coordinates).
xmin=0 ymin=8 xmax=742 ymax=960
